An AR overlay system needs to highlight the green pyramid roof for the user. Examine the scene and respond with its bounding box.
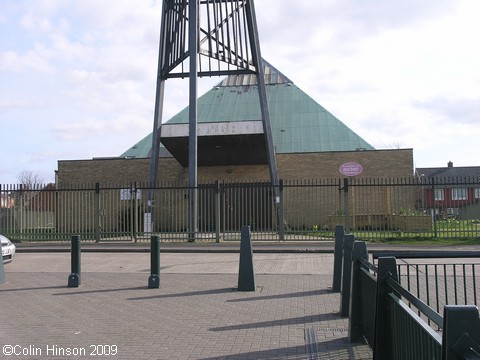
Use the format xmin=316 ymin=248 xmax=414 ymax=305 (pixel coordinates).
xmin=121 ymin=61 xmax=374 ymax=158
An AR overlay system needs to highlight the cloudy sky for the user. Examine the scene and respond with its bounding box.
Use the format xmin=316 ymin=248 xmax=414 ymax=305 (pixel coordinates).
xmin=1 ymin=0 xmax=479 ymax=184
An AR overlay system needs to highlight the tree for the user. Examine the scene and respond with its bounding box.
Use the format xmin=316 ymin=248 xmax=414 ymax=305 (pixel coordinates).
xmin=16 ymin=171 xmax=45 ymax=209
xmin=17 ymin=170 xmax=44 ymax=189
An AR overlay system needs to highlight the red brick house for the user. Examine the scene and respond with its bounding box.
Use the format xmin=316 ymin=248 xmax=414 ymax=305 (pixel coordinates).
xmin=415 ymin=162 xmax=480 ymax=219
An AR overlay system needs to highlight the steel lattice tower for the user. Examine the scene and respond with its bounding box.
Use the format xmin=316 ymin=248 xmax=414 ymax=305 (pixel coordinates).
xmin=148 ymin=0 xmax=279 ymax=240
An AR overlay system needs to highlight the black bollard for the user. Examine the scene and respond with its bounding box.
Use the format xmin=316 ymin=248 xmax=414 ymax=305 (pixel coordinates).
xmin=148 ymin=236 xmax=160 ymax=288
xmin=340 ymin=234 xmax=354 ymax=317
xmin=237 ymin=225 xmax=255 ymax=291
xmin=68 ymin=235 xmax=81 ymax=287
xmin=0 ymin=242 xmax=5 ymax=284
xmin=332 ymin=224 xmax=345 ymax=292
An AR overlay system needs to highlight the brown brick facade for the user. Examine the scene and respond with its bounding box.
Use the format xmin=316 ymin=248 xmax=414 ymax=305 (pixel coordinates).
xmin=55 ymin=149 xmax=414 ymax=233
xmin=57 ymin=148 xmax=413 ymax=184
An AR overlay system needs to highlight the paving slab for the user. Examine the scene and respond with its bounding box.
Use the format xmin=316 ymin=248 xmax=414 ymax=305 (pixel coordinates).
xmin=2 ymin=252 xmax=371 ymax=359
xmin=5 ymin=252 xmax=336 ymax=275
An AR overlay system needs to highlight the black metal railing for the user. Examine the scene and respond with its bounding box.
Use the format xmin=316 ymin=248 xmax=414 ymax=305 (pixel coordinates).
xmin=372 ymin=251 xmax=480 ymax=324
xmin=332 ymin=225 xmax=480 ymax=359
xmin=1 ymin=176 xmax=480 ymax=242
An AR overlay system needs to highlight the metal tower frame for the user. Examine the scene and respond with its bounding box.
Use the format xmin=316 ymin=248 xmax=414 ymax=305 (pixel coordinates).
xmin=148 ymin=0 xmax=280 ymax=240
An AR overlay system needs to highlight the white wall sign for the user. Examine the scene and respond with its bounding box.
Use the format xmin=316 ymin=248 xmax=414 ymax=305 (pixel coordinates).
xmin=339 ymin=162 xmax=363 ymax=177
xmin=120 ymin=189 xmax=142 ymax=200
xmin=144 ymin=212 xmax=152 ymax=233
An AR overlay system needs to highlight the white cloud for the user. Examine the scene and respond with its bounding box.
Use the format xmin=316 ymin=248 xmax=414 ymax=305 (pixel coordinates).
xmin=0 ymin=45 xmax=55 ymax=74
xmin=0 ymin=0 xmax=479 ymax=183
xmin=267 ymin=0 xmax=480 ymax=164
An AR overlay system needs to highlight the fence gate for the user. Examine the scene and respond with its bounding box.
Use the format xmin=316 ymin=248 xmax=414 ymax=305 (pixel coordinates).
xmin=222 ymin=183 xmax=273 ymax=232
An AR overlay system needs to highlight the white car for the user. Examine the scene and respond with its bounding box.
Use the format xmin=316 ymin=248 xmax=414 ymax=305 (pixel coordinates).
xmin=1 ymin=234 xmax=16 ymax=264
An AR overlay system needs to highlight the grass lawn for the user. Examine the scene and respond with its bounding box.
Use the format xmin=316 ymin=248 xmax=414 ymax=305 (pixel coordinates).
xmin=301 ymin=219 xmax=480 ymax=246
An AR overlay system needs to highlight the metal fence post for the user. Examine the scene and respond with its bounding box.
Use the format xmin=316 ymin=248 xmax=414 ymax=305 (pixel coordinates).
xmin=68 ymin=235 xmax=81 ymax=287
xmin=133 ymin=182 xmax=139 ymax=242
xmin=431 ymin=178 xmax=438 ymax=238
xmin=332 ymin=224 xmax=345 ymax=291
xmin=148 ymin=235 xmax=160 ymax=288
xmin=278 ymin=179 xmax=285 ymax=241
xmin=343 ymin=178 xmax=350 ymax=233
xmin=374 ymin=257 xmax=398 ymax=360
xmin=442 ymin=305 xmax=480 ymax=360
xmin=215 ymin=181 xmax=221 ymax=243
xmin=340 ymin=233 xmax=354 ymax=317
xmin=94 ymin=182 xmax=100 ymax=243
xmin=349 ymin=241 xmax=368 ymax=342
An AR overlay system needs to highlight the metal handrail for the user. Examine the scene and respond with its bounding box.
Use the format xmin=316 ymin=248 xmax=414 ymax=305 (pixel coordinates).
xmin=359 ymin=257 xmax=378 ymax=273
xmin=373 ymin=251 xmax=480 ymax=260
xmin=385 ymin=276 xmax=443 ymax=327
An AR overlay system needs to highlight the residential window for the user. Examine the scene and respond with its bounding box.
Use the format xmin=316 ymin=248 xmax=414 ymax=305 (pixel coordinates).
xmin=451 ymin=188 xmax=467 ymax=201
xmin=435 ymin=189 xmax=444 ymax=201
xmin=475 ymin=188 xmax=480 ymax=199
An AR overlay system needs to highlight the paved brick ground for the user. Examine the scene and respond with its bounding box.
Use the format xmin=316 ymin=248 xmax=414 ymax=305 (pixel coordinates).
xmin=2 ymin=253 xmax=372 ymax=359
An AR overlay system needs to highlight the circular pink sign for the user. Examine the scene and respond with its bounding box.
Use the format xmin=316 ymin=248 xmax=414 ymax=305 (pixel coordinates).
xmin=339 ymin=162 xmax=363 ymax=177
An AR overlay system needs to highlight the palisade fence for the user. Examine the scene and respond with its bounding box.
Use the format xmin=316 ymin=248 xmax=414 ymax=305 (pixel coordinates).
xmin=1 ymin=176 xmax=479 ymax=242
xmin=334 ymin=228 xmax=480 ymax=359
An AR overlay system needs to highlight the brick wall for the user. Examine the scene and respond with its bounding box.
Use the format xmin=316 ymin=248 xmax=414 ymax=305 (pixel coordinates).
xmin=56 ymin=149 xmax=414 ymax=232
xmin=57 ymin=148 xmax=413 ymax=184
